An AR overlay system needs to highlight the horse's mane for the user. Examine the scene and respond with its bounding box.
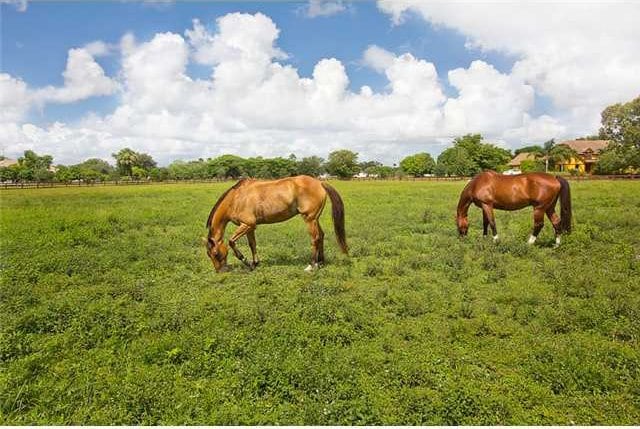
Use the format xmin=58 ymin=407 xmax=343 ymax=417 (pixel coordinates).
xmin=205 ymin=179 xmax=246 ymax=232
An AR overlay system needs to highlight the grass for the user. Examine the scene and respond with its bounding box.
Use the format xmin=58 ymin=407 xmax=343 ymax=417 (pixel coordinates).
xmin=1 ymin=180 xmax=639 ymax=424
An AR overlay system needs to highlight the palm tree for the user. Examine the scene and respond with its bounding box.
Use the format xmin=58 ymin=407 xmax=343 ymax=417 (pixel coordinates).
xmin=530 ymin=139 xmax=578 ymax=172
xmin=112 ymin=148 xmax=138 ymax=177
xmin=547 ymin=143 xmax=578 ymax=172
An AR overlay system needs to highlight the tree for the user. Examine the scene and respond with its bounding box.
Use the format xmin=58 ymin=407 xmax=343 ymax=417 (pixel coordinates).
xmin=593 ymin=148 xmax=628 ymax=174
xmin=20 ymin=150 xmax=53 ymax=171
xmin=599 ymin=95 xmax=640 ymax=148
xmin=113 ymin=148 xmax=139 ymax=177
xmin=131 ymin=166 xmax=147 ymax=180
xmin=148 ymin=167 xmax=169 ymax=181
xmin=207 ymin=154 xmax=246 ymax=178
xmin=136 ymin=153 xmax=157 ymax=171
xmin=436 ymin=146 xmax=476 ymax=176
xmin=452 ymin=134 xmax=511 ymax=172
xmin=515 ymin=139 xmax=577 ymax=172
xmin=514 ymin=145 xmax=544 ymax=156
xmin=547 ymin=143 xmax=578 ymax=170
xmin=297 ymin=156 xmax=325 ymax=177
xmin=168 ymin=160 xmax=207 ymax=180
xmin=435 ymin=134 xmax=510 ymax=176
xmin=14 ymin=150 xmax=54 ymax=182
xmin=0 ymin=165 xmax=19 ymax=182
xmin=598 ymin=95 xmax=640 ymax=172
xmin=520 ymin=159 xmax=545 ymax=173
xmin=325 ymin=150 xmax=359 ymax=179
xmin=400 ymin=153 xmax=436 ymax=176
xmin=67 ymin=158 xmax=115 ymax=182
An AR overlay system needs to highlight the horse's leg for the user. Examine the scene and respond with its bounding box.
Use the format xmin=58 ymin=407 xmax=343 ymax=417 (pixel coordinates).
xmin=317 ymin=222 xmax=325 ymax=264
xmin=481 ymin=204 xmax=498 ymax=242
xmin=228 ymin=223 xmax=254 ymax=268
xmin=528 ymin=207 xmax=545 ymax=244
xmin=546 ymin=206 xmax=562 ymax=247
xmin=247 ymin=229 xmax=259 ymax=268
xmin=482 ymin=210 xmax=489 ymax=236
xmin=304 ymin=217 xmax=323 ymax=272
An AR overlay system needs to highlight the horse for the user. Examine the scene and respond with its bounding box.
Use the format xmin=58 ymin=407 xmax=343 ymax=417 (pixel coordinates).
xmin=204 ymin=175 xmax=348 ymax=272
xmin=456 ymin=171 xmax=571 ymax=246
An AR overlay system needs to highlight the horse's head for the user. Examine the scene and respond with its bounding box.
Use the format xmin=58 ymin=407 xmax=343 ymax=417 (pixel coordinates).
xmin=205 ymin=237 xmax=229 ymax=272
xmin=456 ymin=215 xmax=469 ymax=237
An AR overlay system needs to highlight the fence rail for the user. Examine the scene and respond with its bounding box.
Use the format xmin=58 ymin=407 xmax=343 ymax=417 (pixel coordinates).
xmin=2 ymin=174 xmax=640 ymax=190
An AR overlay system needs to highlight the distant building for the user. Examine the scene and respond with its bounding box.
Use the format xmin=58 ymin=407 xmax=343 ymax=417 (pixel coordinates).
xmin=556 ymin=140 xmax=610 ymax=174
xmin=507 ymin=152 xmax=537 ymax=172
xmin=0 ymin=158 xmax=18 ymax=168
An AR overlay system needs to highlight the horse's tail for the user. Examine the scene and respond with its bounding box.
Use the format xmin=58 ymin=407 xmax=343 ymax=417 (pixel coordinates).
xmin=556 ymin=176 xmax=572 ymax=233
xmin=321 ymin=182 xmax=348 ymax=254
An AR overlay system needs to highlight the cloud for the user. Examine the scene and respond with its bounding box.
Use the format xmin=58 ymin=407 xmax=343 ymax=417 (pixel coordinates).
xmin=0 ymin=0 xmax=27 ymax=12
xmin=33 ymin=47 xmax=119 ymax=105
xmin=4 ymin=9 xmax=633 ymax=165
xmin=444 ymin=60 xmax=534 ymax=134
xmin=186 ymin=14 xmax=287 ymax=67
xmin=0 ymin=74 xmax=31 ymax=123
xmin=362 ymin=45 xmax=396 ymax=73
xmin=376 ymin=1 xmax=640 ymax=136
xmin=305 ymin=0 xmax=347 ymax=18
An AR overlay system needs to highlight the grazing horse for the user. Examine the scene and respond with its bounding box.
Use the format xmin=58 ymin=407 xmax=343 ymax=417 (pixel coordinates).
xmin=456 ymin=171 xmax=571 ymax=246
xmin=204 ymin=175 xmax=348 ymax=272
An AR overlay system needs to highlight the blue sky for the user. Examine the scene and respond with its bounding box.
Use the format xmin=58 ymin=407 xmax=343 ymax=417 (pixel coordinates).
xmin=1 ymin=1 xmax=638 ymax=165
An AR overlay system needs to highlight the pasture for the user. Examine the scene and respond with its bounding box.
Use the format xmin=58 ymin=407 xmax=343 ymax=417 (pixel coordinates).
xmin=1 ymin=180 xmax=639 ymax=424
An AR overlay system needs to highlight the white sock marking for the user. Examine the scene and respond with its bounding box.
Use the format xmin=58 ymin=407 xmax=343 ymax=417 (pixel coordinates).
xmin=555 ymin=236 xmax=561 ymax=247
xmin=527 ymin=235 xmax=537 ymax=244
xmin=493 ymin=234 xmax=499 ymax=242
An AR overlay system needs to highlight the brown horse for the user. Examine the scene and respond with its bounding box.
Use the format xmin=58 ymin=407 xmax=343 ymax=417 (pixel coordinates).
xmin=456 ymin=171 xmax=571 ymax=246
xmin=205 ymin=175 xmax=348 ymax=272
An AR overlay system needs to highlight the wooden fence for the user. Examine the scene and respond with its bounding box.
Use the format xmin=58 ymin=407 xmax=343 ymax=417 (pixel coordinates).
xmin=2 ymin=174 xmax=639 ymax=190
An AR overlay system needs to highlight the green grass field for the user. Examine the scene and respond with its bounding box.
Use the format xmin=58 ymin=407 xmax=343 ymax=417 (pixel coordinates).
xmin=1 ymin=180 xmax=639 ymax=424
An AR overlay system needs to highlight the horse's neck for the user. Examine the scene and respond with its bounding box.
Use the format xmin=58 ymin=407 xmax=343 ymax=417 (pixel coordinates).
xmin=457 ymin=189 xmax=472 ymax=218
xmin=210 ymin=199 xmax=232 ymax=243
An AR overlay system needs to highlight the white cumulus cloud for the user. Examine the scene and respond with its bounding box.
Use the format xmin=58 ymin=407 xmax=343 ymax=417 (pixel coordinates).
xmin=3 ymin=8 xmax=637 ymax=165
xmin=32 ymin=47 xmax=119 ymax=105
xmin=376 ymin=1 xmax=640 ymax=136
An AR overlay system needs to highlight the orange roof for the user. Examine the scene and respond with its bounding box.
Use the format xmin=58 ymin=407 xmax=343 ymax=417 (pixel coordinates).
xmin=558 ymin=140 xmax=610 ymax=154
xmin=508 ymin=152 xmax=537 ymax=167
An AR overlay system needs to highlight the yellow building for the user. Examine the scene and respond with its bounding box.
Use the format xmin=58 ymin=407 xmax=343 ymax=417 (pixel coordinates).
xmin=555 ymin=140 xmax=610 ymax=174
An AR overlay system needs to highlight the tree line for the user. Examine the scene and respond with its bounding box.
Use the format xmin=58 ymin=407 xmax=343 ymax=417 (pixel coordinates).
xmin=1 ymin=96 xmax=638 ymax=182
xmin=0 ymin=134 xmax=515 ymax=183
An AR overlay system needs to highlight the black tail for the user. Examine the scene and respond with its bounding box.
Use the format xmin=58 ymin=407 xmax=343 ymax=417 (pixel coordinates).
xmin=322 ymin=182 xmax=348 ymax=254
xmin=556 ymin=176 xmax=572 ymax=233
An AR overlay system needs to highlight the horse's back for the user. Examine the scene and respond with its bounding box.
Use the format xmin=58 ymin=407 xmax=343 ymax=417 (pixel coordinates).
xmin=233 ymin=176 xmax=325 ymax=223
xmin=470 ymin=171 xmax=561 ymax=209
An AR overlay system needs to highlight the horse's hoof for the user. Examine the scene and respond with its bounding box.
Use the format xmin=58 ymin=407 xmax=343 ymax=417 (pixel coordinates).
xmin=304 ymin=264 xmax=318 ymax=272
xmin=493 ymin=235 xmax=500 ymax=243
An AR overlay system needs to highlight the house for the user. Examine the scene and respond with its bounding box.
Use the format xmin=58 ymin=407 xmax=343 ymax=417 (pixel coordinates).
xmin=0 ymin=158 xmax=18 ymax=168
xmin=556 ymin=140 xmax=610 ymax=174
xmin=506 ymin=152 xmax=537 ymax=173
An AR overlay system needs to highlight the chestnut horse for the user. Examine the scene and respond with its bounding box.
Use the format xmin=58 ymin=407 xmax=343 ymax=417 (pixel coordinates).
xmin=456 ymin=171 xmax=571 ymax=246
xmin=205 ymin=175 xmax=348 ymax=272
